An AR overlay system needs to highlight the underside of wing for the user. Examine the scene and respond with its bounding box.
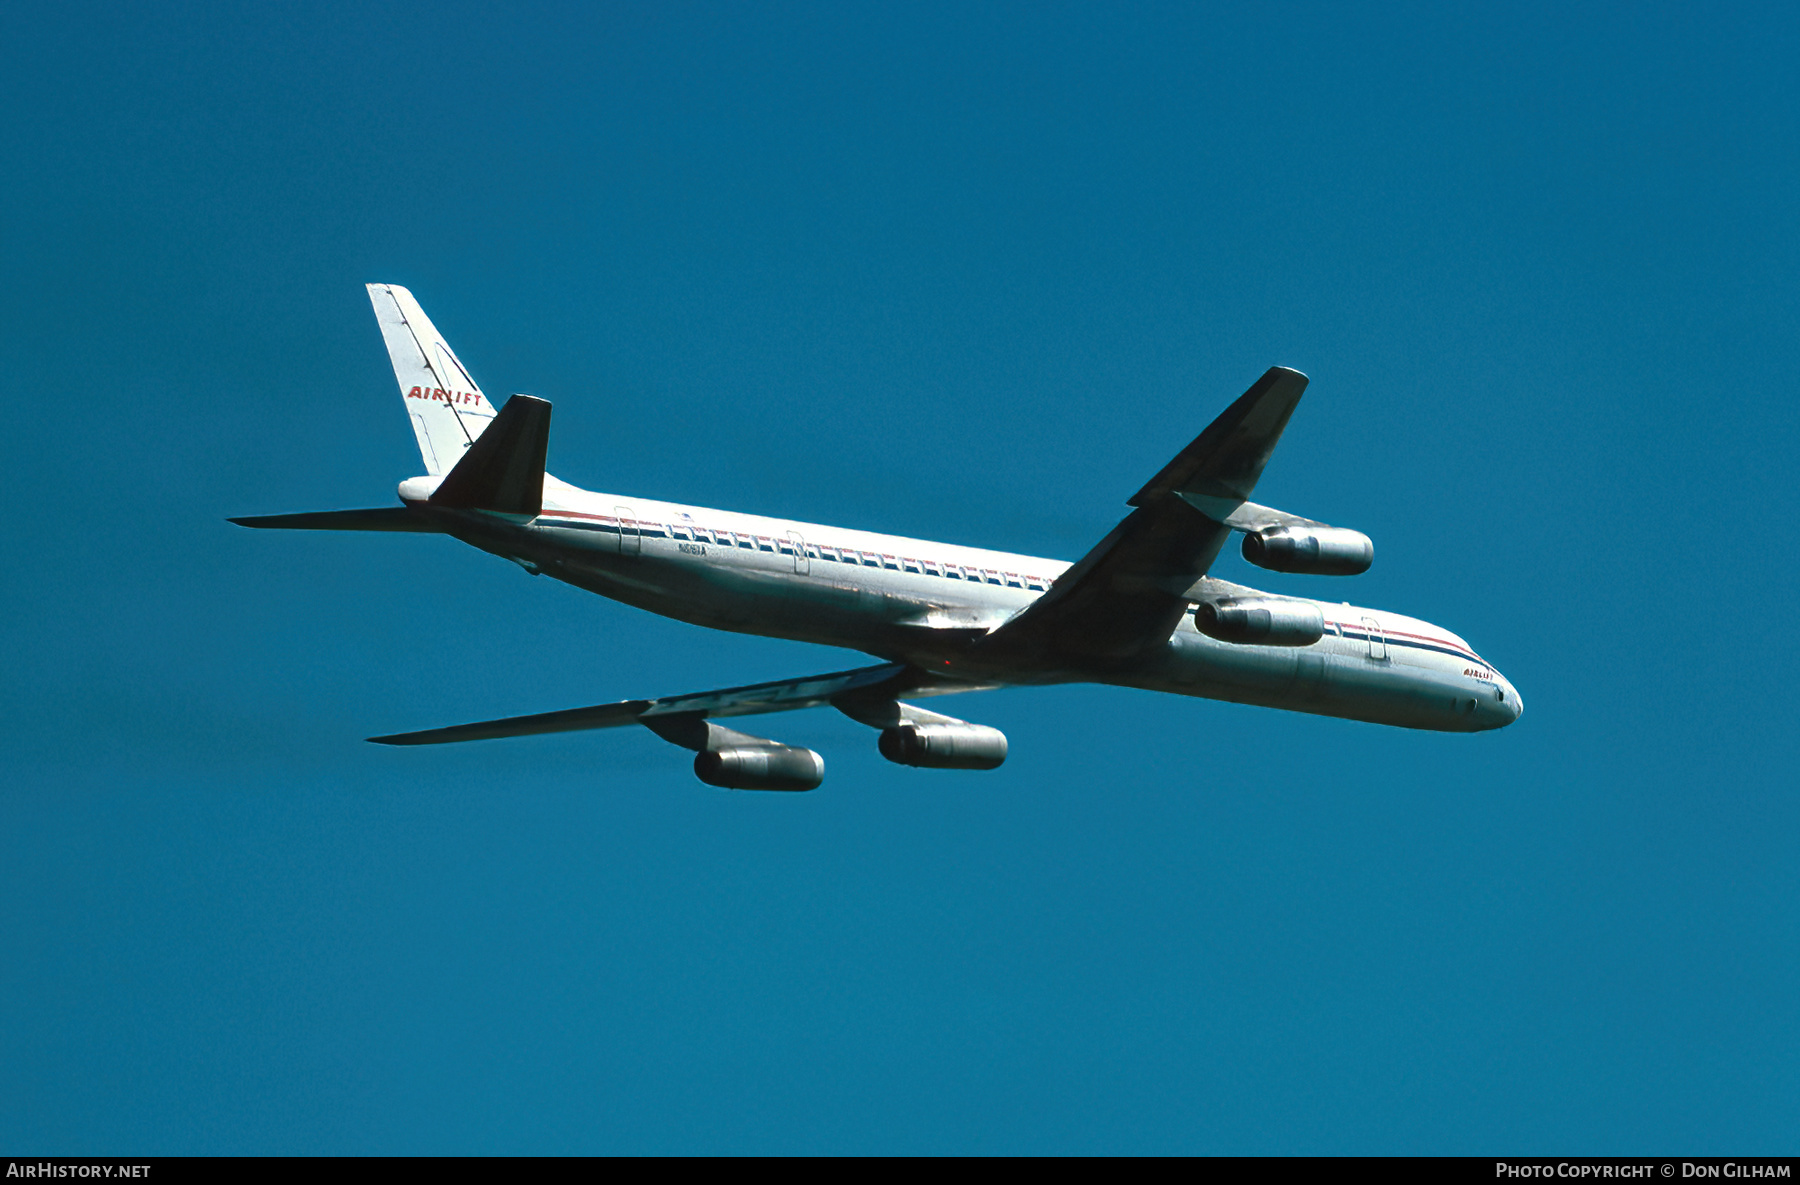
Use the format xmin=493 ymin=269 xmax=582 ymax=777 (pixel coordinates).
xmin=368 ymin=662 xmax=996 ymax=746
xmin=982 ymin=366 xmax=1309 ymax=662
xmin=368 ymin=698 xmax=652 ymax=746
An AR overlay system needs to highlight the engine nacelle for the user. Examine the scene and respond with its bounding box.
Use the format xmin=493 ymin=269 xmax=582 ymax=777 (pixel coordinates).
xmin=1194 ymin=598 xmax=1325 ymax=647
xmin=1242 ymin=525 xmax=1373 ymax=576
xmin=693 ymin=746 xmax=824 ymax=791
xmin=878 ymin=723 xmax=1008 ymax=770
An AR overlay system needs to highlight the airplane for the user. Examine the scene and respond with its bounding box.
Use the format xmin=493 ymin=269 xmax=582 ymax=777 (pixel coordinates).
xmin=231 ymin=285 xmax=1522 ymax=791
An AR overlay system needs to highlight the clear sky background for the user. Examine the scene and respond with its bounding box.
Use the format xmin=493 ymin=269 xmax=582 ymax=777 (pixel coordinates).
xmin=3 ymin=0 xmax=1796 ymax=1155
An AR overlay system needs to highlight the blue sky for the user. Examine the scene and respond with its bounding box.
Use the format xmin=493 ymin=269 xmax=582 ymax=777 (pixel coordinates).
xmin=3 ymin=0 xmax=1796 ymax=1154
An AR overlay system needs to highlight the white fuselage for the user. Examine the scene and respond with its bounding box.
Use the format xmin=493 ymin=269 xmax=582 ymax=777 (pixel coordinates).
xmin=410 ymin=474 xmax=1522 ymax=733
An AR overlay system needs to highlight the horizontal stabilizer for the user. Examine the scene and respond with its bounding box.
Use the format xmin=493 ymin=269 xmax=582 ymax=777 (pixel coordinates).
xmin=429 ymin=394 xmax=550 ymax=516
xmin=229 ymin=508 xmax=444 ymax=532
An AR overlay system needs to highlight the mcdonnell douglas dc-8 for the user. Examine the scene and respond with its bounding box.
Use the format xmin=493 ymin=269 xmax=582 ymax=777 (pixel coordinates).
xmin=232 ymin=285 xmax=1521 ymax=791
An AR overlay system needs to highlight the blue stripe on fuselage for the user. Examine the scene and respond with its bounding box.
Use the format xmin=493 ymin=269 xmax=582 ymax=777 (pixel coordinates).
xmin=535 ymin=514 xmax=1484 ymax=666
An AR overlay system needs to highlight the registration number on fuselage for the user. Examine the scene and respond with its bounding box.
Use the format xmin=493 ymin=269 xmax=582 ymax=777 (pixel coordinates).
xmin=678 ymin=542 xmax=707 ymax=556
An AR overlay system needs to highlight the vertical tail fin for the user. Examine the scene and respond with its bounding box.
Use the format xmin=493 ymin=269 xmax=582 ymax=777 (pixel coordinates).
xmin=367 ymin=284 xmax=498 ymax=476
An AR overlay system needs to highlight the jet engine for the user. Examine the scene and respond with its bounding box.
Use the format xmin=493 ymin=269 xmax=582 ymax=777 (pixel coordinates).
xmin=1194 ymin=598 xmax=1325 ymax=647
xmin=878 ymin=723 xmax=1008 ymax=770
xmin=693 ymin=745 xmax=824 ymax=791
xmin=1242 ymin=525 xmax=1373 ymax=576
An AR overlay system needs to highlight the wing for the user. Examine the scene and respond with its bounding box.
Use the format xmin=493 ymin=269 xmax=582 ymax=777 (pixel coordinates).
xmin=368 ymin=662 xmax=998 ymax=746
xmin=981 ymin=366 xmax=1309 ymax=661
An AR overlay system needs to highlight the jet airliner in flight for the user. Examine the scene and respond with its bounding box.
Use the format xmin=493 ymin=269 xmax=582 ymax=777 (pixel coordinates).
xmin=232 ymin=285 xmax=1520 ymax=790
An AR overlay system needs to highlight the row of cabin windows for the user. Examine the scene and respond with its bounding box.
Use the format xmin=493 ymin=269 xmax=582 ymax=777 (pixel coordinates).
xmin=629 ymin=518 xmax=1049 ymax=592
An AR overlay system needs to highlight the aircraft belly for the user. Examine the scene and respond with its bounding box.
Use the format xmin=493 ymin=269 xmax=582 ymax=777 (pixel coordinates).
xmin=1170 ymin=630 xmax=1330 ymax=697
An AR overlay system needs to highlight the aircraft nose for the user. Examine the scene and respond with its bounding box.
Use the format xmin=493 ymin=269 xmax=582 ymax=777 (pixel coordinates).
xmin=1500 ymin=678 xmax=1523 ymax=725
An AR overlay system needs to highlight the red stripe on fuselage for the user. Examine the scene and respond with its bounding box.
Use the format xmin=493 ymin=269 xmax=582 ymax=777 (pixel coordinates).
xmin=1327 ymin=620 xmax=1482 ymax=663
xmin=532 ymin=513 xmax=1475 ymax=658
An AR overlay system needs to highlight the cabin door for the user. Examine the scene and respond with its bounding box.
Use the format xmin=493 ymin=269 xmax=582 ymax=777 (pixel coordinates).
xmin=1361 ymin=616 xmax=1386 ymax=661
xmin=615 ymin=506 xmax=640 ymax=556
